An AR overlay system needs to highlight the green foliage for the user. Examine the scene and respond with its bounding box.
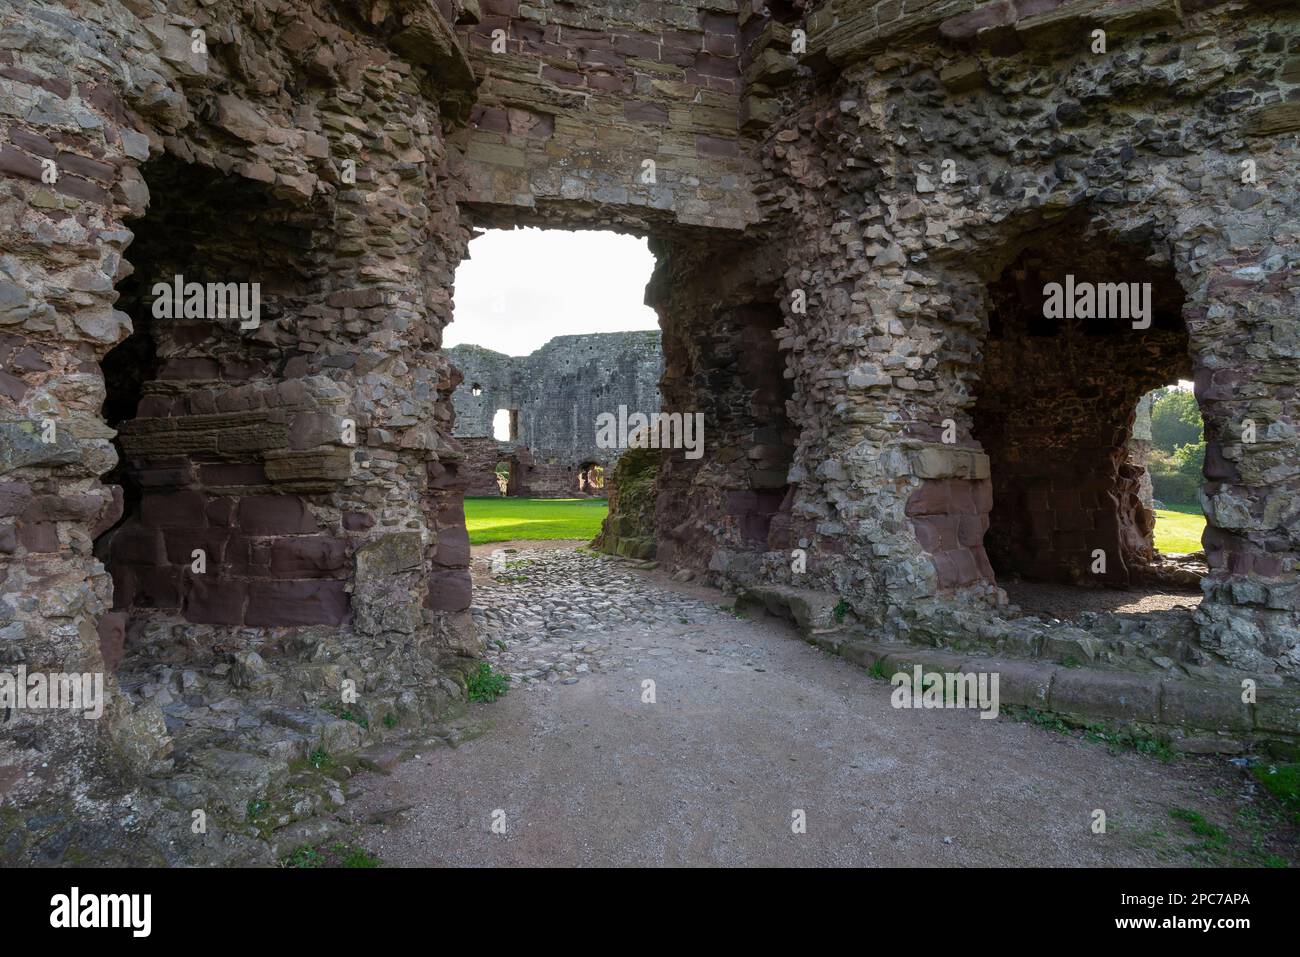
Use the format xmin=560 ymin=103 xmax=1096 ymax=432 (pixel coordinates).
xmin=283 ymin=842 xmax=382 ymax=869
xmin=1150 ymin=389 xmax=1203 ymax=453
xmin=1168 ymin=807 xmax=1230 ymax=857
xmin=464 ymin=497 xmax=608 ymax=545
xmin=1171 ymin=441 xmax=1205 ymax=476
xmin=325 ymin=703 xmax=369 ymax=730
xmin=1148 ymin=450 xmax=1201 ymax=507
xmin=466 ymin=661 xmax=510 ymax=703
xmin=832 ymin=599 xmax=849 ymax=624
xmin=308 ymin=749 xmax=333 ymax=770
xmin=1251 ymin=762 xmax=1300 ymax=823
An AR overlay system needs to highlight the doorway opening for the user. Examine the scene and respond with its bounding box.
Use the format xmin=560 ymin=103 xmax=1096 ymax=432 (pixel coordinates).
xmin=967 ymin=221 xmax=1204 ymax=620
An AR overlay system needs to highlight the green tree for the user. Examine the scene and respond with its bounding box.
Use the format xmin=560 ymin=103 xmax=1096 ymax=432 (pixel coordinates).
xmin=1150 ymin=389 xmax=1202 ymax=454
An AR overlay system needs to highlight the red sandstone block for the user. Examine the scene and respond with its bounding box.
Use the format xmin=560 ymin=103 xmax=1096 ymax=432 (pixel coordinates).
xmin=342 ymin=511 xmax=374 ymax=532
xmin=949 ymin=480 xmax=977 ymax=515
xmin=0 ymin=145 xmax=43 ymax=180
xmin=471 ymin=106 xmax=510 ymax=133
xmin=700 ymin=12 xmax=736 ymax=35
xmin=17 ymin=520 xmax=58 ymax=552
xmin=184 ymin=577 xmax=247 ymax=626
xmin=696 ymin=133 xmax=738 ymax=157
xmin=0 ymin=481 xmax=33 ymax=517
xmin=164 ymin=529 xmax=228 ymax=566
xmin=930 ymin=551 xmax=959 ymax=589
xmin=92 ymin=485 xmax=123 ymax=537
xmin=704 ymin=33 xmax=737 ymax=56
xmin=0 ymin=522 xmax=15 ymax=554
xmin=1054 ymin=531 xmax=1086 ymax=551
xmin=949 ymin=548 xmax=981 ymax=586
xmin=159 ymin=357 xmax=220 ymax=380
xmin=1 ymin=65 xmax=69 ymax=100
xmin=957 ymin=514 xmax=988 ymax=548
xmin=624 ymin=101 xmax=669 ymax=123
xmin=53 ymin=173 xmax=109 ymax=204
xmin=427 ymin=461 xmax=465 ymax=491
xmin=693 ymin=52 xmax=737 ymax=79
xmin=220 ymin=356 xmax=270 ymax=382
xmin=269 ymin=536 xmax=348 ymax=578
xmin=938 ymin=0 xmax=1014 ymax=42
xmin=110 ymin=527 xmax=165 ymax=565
xmin=97 ymin=611 xmax=127 ymax=671
xmin=1051 ymin=489 xmax=1080 ymax=512
xmin=170 ymin=323 xmax=212 ymax=347
xmin=1014 ymin=0 xmax=1066 ymax=16
xmin=56 ymin=151 xmax=116 ymax=183
xmin=541 ymin=65 xmax=585 ymax=87
xmin=612 ymin=33 xmax=660 ymax=59
xmin=0 ymin=368 xmax=27 ymax=401
xmin=22 ymin=494 xmax=104 ymax=522
xmin=974 ymin=479 xmax=993 ymax=514
xmin=205 ymin=497 xmax=236 ymax=527
xmin=436 ymin=494 xmax=465 ymax=524
xmin=972 ymin=546 xmax=995 ymax=581
xmin=912 ymin=516 xmax=943 ymax=553
xmin=1054 ymin=508 xmax=1093 ymax=532
xmin=237 ymin=495 xmax=319 ymax=535
xmin=587 ymin=72 xmax=631 ymax=93
xmin=245 ymin=579 xmax=348 ymax=627
xmin=107 ymin=565 xmax=133 ymax=610
xmin=141 ymin=490 xmax=208 ymax=528
xmin=725 ymin=490 xmax=757 ymax=514
xmin=134 ymin=464 xmax=191 ymax=487
xmin=425 ymin=569 xmax=472 ymax=612
xmin=513 ymin=22 xmax=546 ymax=44
xmin=221 ymin=535 xmax=253 ymax=572
xmin=1025 ymin=487 xmax=1050 ymax=512
xmin=434 ymin=525 xmax=471 ymax=568
xmin=199 ymin=463 xmax=268 ymax=487
xmin=480 ymin=0 xmax=519 ymax=15
xmin=905 ymin=479 xmax=950 ymax=517
xmin=660 ymin=45 xmax=697 ymax=68
xmin=133 ymin=567 xmax=181 ymax=609
xmin=135 ymin=395 xmax=174 ymax=417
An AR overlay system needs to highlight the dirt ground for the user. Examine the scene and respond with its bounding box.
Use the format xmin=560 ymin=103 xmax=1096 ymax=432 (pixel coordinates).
xmin=345 ymin=544 xmax=1296 ymax=868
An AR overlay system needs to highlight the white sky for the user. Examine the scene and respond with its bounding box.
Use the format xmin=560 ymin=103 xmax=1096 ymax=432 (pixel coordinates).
xmin=447 ymin=228 xmax=660 ymax=356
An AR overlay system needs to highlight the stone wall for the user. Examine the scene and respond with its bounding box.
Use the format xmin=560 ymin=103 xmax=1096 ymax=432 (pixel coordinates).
xmin=0 ymin=0 xmax=480 ymax=863
xmin=448 ymin=330 xmax=663 ymax=496
xmin=446 ymin=0 xmax=761 ymax=231
xmin=674 ymin=0 xmax=1300 ymax=685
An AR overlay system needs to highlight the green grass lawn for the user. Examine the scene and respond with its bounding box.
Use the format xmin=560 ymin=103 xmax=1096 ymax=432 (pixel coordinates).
xmin=464 ymin=496 xmax=1205 ymax=554
xmin=464 ymin=496 xmax=609 ymax=545
xmin=1154 ymin=504 xmax=1206 ymax=554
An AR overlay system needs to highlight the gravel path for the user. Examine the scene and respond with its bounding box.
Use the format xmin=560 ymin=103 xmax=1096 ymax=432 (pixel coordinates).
xmin=346 ymin=545 xmax=1295 ymax=867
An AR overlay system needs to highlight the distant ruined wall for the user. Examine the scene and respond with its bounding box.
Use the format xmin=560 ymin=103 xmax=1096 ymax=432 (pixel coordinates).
xmin=448 ymin=331 xmax=663 ymax=496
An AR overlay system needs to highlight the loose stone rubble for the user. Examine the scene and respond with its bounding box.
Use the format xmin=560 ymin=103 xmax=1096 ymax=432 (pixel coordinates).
xmin=0 ymin=0 xmax=1297 ymax=864
xmin=472 ymin=546 xmax=721 ymax=687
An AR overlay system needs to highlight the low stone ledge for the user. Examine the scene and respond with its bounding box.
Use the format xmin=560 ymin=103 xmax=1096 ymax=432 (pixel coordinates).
xmin=1049 ymin=667 xmax=1162 ymax=723
xmin=755 ymin=606 xmax=1300 ymax=746
xmin=736 ymin=583 xmax=845 ymax=633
